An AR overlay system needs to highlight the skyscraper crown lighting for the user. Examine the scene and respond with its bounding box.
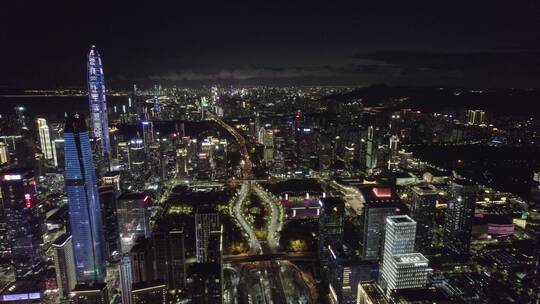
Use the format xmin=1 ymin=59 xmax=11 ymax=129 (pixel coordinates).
xmin=87 ymin=45 xmax=111 ymax=158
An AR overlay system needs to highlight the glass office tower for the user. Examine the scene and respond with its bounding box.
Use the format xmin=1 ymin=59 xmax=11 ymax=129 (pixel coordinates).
xmin=64 ymin=113 xmax=106 ymax=283
xmin=87 ymin=45 xmax=111 ymax=158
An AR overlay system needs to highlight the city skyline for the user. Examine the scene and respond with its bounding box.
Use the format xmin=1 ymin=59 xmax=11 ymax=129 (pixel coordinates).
xmin=1 ymin=3 xmax=540 ymax=303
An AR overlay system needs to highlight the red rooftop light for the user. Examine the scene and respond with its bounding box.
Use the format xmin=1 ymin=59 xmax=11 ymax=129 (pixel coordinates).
xmin=372 ymin=187 xmax=392 ymax=198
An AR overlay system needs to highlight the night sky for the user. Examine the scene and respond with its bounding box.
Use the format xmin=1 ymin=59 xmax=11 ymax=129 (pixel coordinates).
xmin=2 ymin=1 xmax=540 ymax=88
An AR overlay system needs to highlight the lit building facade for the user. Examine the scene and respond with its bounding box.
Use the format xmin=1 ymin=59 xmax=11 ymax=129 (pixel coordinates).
xmin=189 ymin=262 xmax=222 ymax=304
xmin=380 ymin=215 xmax=428 ymax=294
xmin=70 ymin=283 xmax=108 ymax=304
xmin=87 ymin=45 xmax=111 ymax=158
xmin=119 ymin=254 xmax=133 ymax=304
xmin=318 ymin=197 xmax=345 ymax=266
xmin=195 ymin=212 xmax=221 ymax=263
xmin=410 ymin=185 xmax=438 ymax=253
xmin=0 ymin=168 xmax=44 ymax=279
xmin=131 ymin=281 xmax=167 ymax=304
xmin=64 ymin=114 xmax=106 ymax=283
xmin=443 ymin=180 xmax=477 ymax=256
xmin=0 ymin=142 xmax=8 ymax=164
xmin=99 ymin=186 xmax=120 ymax=260
xmin=52 ymin=139 xmax=65 ymax=168
xmin=53 ymin=233 xmax=77 ymax=299
xmin=37 ymin=118 xmax=53 ymax=160
xmin=359 ymin=187 xmax=404 ymax=261
xmin=117 ymin=193 xmax=151 ymax=253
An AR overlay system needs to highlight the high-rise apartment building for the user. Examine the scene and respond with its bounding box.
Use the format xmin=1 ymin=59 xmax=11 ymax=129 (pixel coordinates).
xmin=466 ymin=109 xmax=485 ymax=125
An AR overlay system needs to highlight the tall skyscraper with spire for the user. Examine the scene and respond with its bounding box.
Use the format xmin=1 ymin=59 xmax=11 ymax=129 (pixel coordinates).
xmin=87 ymin=45 xmax=111 ymax=159
xmin=64 ymin=113 xmax=106 ymax=283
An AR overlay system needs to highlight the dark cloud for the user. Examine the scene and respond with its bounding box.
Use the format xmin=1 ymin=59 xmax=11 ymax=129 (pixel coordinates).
xmin=354 ymin=50 xmax=540 ymax=87
xmin=149 ymin=66 xmax=339 ymax=81
xmin=2 ymin=1 xmax=540 ymax=88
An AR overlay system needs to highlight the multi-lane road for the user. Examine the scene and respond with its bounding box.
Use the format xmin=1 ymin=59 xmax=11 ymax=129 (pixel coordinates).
xmin=207 ymin=112 xmax=254 ymax=179
xmin=252 ymin=182 xmax=282 ymax=252
xmin=233 ymin=182 xmax=263 ymax=254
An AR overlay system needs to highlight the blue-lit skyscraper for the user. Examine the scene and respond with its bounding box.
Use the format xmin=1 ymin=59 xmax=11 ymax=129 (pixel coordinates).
xmin=64 ymin=113 xmax=106 ymax=283
xmin=87 ymin=45 xmax=111 ymax=158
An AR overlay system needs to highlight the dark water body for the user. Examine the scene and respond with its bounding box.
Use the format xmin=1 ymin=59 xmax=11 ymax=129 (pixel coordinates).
xmin=408 ymin=145 xmax=540 ymax=199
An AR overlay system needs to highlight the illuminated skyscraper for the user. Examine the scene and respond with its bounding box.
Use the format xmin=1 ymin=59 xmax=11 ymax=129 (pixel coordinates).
xmin=318 ymin=197 xmax=345 ymax=266
xmin=410 ymin=185 xmax=438 ymax=253
xmin=64 ymin=113 xmax=106 ymax=283
xmin=87 ymin=45 xmax=111 ymax=158
xmin=443 ymin=179 xmax=477 ymax=257
xmin=467 ymin=109 xmax=485 ymax=125
xmin=52 ymin=233 xmax=77 ymax=299
xmin=359 ymin=187 xmax=404 ymax=261
xmin=380 ymin=215 xmax=428 ymax=295
xmin=117 ymin=193 xmax=151 ymax=253
xmin=51 ymin=139 xmax=65 ymax=168
xmin=365 ymin=126 xmax=377 ymax=173
xmin=37 ymin=118 xmax=53 ymax=160
xmin=0 ymin=142 xmax=8 ymax=164
xmin=0 ymin=168 xmax=45 ymax=279
xmin=119 ymin=255 xmax=133 ymax=304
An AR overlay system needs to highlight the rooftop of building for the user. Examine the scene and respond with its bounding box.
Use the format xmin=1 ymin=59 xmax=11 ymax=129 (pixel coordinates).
xmin=0 ymin=278 xmax=43 ymax=298
xmin=412 ymin=184 xmax=439 ymax=195
xmin=450 ymin=178 xmax=477 ymax=187
xmin=130 ymin=236 xmax=150 ymax=253
xmin=423 ymin=168 xmax=451 ymax=177
xmin=391 ymin=287 xmax=450 ymax=303
xmin=98 ymin=185 xmax=115 ymax=193
xmin=46 ymin=204 xmax=68 ymax=222
xmin=394 ymin=171 xmax=418 ymax=179
xmin=358 ymin=186 xmax=401 ymax=204
xmin=132 ymin=280 xmax=166 ymax=292
xmin=52 ymin=233 xmax=71 ymax=247
xmin=117 ymin=192 xmax=149 ymax=201
xmin=358 ymin=282 xmax=388 ymax=304
xmin=169 ymin=185 xmax=232 ymax=207
xmin=103 ymin=171 xmax=121 ymax=177
xmin=0 ymin=167 xmax=33 ymax=178
xmin=64 ymin=113 xmax=88 ymax=133
xmin=393 ymin=253 xmax=429 ymax=264
xmin=72 ymin=282 xmax=107 ymax=292
xmin=319 ymin=197 xmax=345 ymax=213
xmin=387 ymin=215 xmax=415 ymax=225
xmin=188 ymin=262 xmax=221 ymax=276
